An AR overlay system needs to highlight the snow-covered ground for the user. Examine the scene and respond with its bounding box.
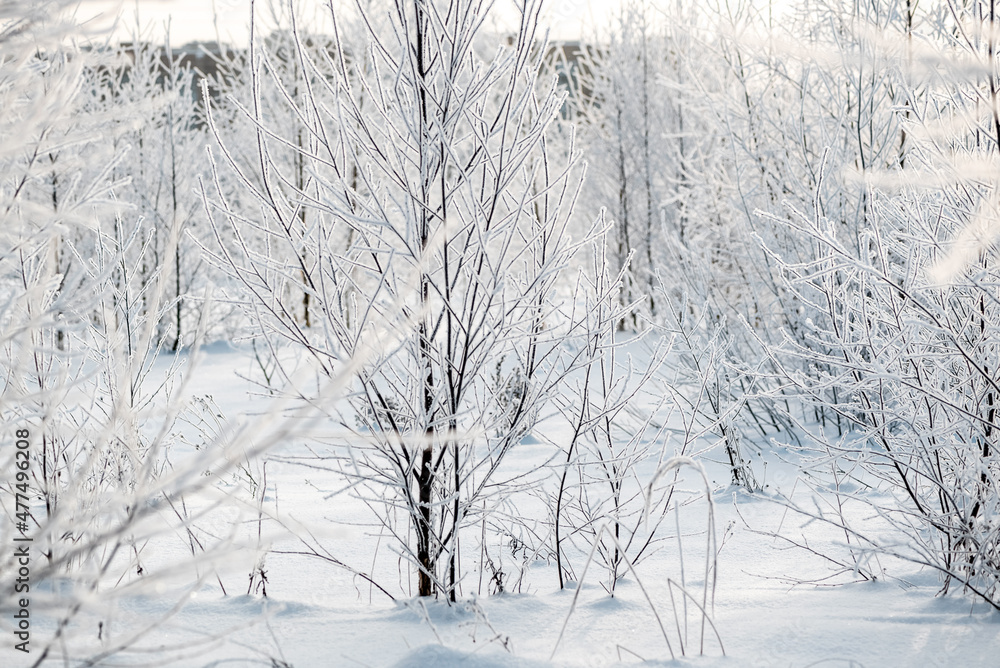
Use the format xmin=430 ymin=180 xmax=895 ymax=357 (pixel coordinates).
xmin=17 ymin=344 xmax=1000 ymax=667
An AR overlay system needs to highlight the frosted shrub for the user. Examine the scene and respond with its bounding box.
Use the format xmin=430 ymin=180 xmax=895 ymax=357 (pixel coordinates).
xmin=0 ymin=5 xmax=295 ymax=661
xmin=731 ymin=0 xmax=1000 ymax=607
xmin=757 ymin=188 xmax=1000 ymax=607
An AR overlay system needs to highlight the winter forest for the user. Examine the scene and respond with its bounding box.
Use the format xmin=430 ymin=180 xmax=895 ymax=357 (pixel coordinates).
xmin=3 ymin=0 xmax=1000 ymax=664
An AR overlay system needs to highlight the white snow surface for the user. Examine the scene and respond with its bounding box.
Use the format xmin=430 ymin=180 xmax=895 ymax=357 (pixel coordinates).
xmin=13 ymin=343 xmax=1000 ymax=667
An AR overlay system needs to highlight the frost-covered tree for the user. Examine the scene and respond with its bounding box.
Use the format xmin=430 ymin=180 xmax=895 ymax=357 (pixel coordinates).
xmin=205 ymin=0 xmax=617 ymax=599
xmin=754 ymin=0 xmax=1000 ymax=608
xmin=0 ymin=4 xmax=292 ymax=661
xmin=96 ymin=30 xmax=212 ymax=351
xmin=570 ymin=1 xmax=674 ymax=328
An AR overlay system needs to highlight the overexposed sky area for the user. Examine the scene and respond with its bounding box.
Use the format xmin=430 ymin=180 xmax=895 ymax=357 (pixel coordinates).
xmin=79 ymin=0 xmax=622 ymax=47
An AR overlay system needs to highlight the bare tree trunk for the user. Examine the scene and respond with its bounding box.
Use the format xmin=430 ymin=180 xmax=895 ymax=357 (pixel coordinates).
xmin=168 ymin=106 xmax=182 ymax=352
xmin=415 ymin=0 xmax=436 ymax=598
xmin=615 ymin=97 xmax=632 ymax=331
xmin=641 ymin=17 xmax=655 ymax=319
